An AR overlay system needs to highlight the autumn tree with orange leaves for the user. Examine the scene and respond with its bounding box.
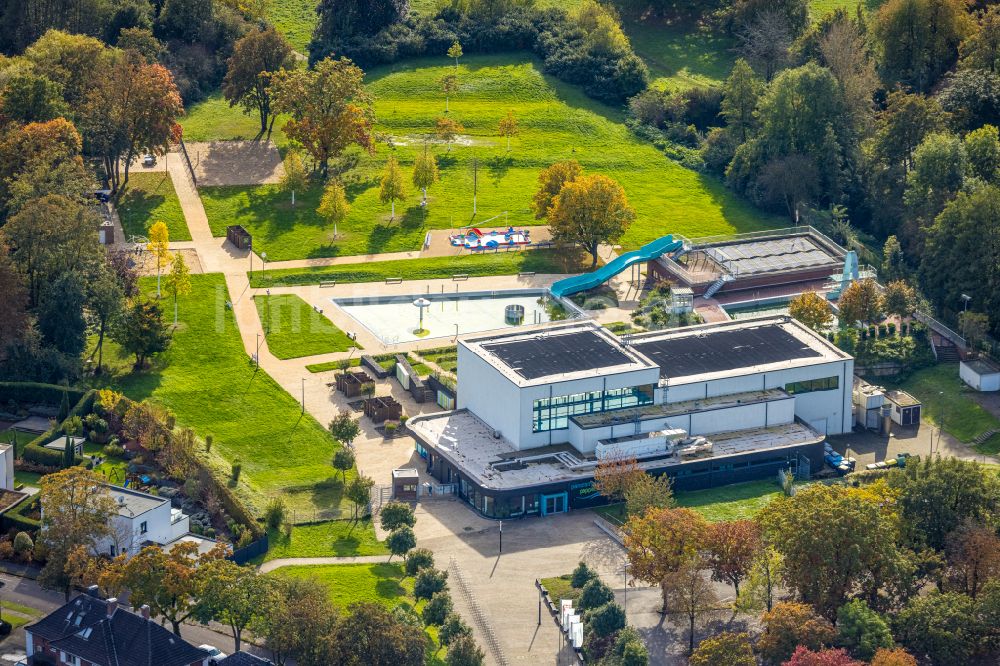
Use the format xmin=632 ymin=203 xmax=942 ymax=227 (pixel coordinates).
xmin=705 ymin=519 xmax=762 ymax=596
xmin=592 ymin=455 xmax=643 ymax=504
xmin=623 ymin=506 xmax=708 ymax=590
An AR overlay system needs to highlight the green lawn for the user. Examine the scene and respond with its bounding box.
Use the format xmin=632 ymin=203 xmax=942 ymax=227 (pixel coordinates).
xmin=595 ymin=479 xmax=787 ymax=524
xmin=260 ymin=519 xmax=388 ymax=561
xmin=267 ymin=0 xmax=316 ymax=53
xmin=116 ymin=172 xmax=190 ymax=242
xmin=255 ymin=294 xmax=359 ymax=359
xmin=198 ymin=54 xmax=778 ymax=261
xmin=539 ymin=574 xmax=581 ymax=605
xmin=109 ymin=274 xmax=358 ymax=517
xmin=625 ymin=20 xmax=737 ymax=91
xmin=181 ymin=92 xmax=290 ymax=146
xmin=252 ymin=248 xmax=584 ymax=286
xmin=306 ymin=357 xmax=362 ymax=373
xmin=0 ymin=429 xmax=38 ymax=448
xmin=891 ymin=364 xmax=1000 ymax=454
xmin=809 ymin=0 xmax=886 ymax=19
xmin=272 ymin=562 xmax=411 ymax=609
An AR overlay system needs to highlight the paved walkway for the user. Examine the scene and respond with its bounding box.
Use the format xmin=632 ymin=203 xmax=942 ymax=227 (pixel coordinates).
xmin=258 ymin=554 xmax=390 ymax=574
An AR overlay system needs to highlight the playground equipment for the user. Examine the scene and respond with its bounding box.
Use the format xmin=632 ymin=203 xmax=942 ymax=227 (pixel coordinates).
xmin=450 ymin=227 xmax=532 ymax=250
xmin=549 ymin=235 xmax=684 ymax=299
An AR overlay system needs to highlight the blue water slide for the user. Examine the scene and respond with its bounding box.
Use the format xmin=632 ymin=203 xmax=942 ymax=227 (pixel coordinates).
xmin=549 ymin=234 xmax=684 ymax=298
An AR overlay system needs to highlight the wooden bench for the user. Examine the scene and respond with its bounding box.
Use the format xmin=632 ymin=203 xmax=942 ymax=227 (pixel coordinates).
xmin=452 ymin=274 xmax=469 ymax=281
xmin=319 ymin=280 xmax=336 ymax=288
xmin=385 ymin=277 xmax=403 ymax=284
xmin=518 ymin=271 xmax=536 ymax=278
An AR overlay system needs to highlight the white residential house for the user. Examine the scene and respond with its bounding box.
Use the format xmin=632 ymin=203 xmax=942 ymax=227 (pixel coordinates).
xmin=98 ymin=485 xmax=191 ymax=557
xmin=0 ymin=444 xmax=14 ymax=491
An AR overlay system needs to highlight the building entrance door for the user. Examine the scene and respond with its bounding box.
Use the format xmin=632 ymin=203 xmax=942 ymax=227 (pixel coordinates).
xmin=541 ymin=492 xmax=567 ymax=516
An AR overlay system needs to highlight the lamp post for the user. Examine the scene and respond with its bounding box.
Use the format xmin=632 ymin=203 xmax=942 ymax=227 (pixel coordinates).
xmin=498 ymin=520 xmax=503 ymax=554
xmin=962 ymin=294 xmax=972 ymax=312
xmin=255 ymin=333 xmax=261 ymax=369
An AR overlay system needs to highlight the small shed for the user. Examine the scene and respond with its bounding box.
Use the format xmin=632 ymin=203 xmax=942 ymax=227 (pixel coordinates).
xmin=960 ymin=358 xmax=1000 ymax=392
xmin=670 ymin=287 xmax=694 ymax=314
xmin=44 ymin=435 xmax=85 ymax=457
xmin=226 ymin=225 xmax=252 ymax=250
xmin=335 ymin=370 xmax=373 ymax=398
xmin=884 ymin=390 xmax=921 ymax=427
xmin=363 ymin=396 xmax=402 ymax=423
xmin=392 ymin=468 xmax=419 ymax=500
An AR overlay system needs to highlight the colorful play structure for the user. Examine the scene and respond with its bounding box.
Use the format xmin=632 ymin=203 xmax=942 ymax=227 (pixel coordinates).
xmin=549 ymin=234 xmax=685 ymax=299
xmin=450 ymin=227 xmax=533 ymax=250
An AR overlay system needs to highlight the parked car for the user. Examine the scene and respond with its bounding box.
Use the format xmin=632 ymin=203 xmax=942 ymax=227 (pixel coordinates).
xmin=143 ymin=153 xmax=156 ymax=167
xmin=198 ymin=644 xmax=228 ymax=664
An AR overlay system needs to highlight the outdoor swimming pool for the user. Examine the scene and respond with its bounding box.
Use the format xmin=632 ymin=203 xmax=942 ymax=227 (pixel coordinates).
xmin=333 ymin=290 xmax=567 ymax=344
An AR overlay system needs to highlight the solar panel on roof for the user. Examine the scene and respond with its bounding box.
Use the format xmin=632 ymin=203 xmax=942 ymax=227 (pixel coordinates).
xmin=482 ymin=330 xmax=633 ymax=380
xmin=631 ymin=324 xmax=823 ymax=377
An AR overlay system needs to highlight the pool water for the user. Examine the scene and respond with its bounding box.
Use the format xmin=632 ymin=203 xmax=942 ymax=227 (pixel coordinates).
xmin=334 ymin=291 xmax=555 ymax=344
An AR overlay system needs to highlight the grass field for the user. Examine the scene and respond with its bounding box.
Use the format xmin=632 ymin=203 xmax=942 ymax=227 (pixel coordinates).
xmin=891 ymin=365 xmax=1000 ymax=454
xmin=539 ymin=574 xmax=581 ymax=605
xmin=117 ymin=172 xmax=190 ymax=241
xmin=626 ymin=20 xmax=736 ymax=90
xmin=273 ymin=562 xmax=411 ymax=609
xmin=595 ymin=478 xmax=788 ymax=524
xmin=809 ymin=0 xmax=886 ymax=19
xmin=198 ymin=54 xmax=778 ymax=261
xmin=260 ymin=519 xmax=388 ymax=561
xmin=250 ymin=248 xmax=584 ymax=286
xmin=254 ymin=294 xmax=358 ymax=359
xmin=181 ymin=92 xmax=290 ymax=146
xmin=267 ymin=0 xmax=316 ymax=53
xmin=110 ymin=274 xmax=358 ymax=517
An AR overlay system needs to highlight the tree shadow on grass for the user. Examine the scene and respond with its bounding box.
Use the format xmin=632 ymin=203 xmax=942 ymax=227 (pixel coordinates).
xmin=118 ymin=189 xmax=167 ymax=235
xmin=486 ymin=154 xmax=513 ymax=186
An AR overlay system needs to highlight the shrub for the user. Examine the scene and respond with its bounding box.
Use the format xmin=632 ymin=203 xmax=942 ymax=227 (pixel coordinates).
xmin=579 ymin=578 xmax=615 ymax=611
xmin=414 ymin=568 xmax=449 ymax=600
xmin=888 ymin=322 xmax=897 ymax=336
xmin=380 ymin=501 xmax=416 ymax=532
xmin=0 ymin=540 xmax=12 ymax=561
xmin=422 ymin=591 xmax=453 ymax=626
xmin=406 ymin=548 xmax=435 ymax=576
xmin=878 ymin=324 xmax=888 ymax=338
xmin=102 ymin=443 xmax=125 ymax=458
xmin=205 ymin=435 xmax=213 ymax=453
xmin=571 ymin=561 xmax=598 ymax=588
xmin=264 ymin=497 xmax=287 ymax=531
xmin=12 ymin=531 xmax=33 ymax=561
xmin=231 ymin=459 xmax=242 ymax=483
xmin=22 ymin=443 xmax=64 ymax=467
xmin=585 ymin=601 xmax=626 ymax=638
xmin=388 ymin=527 xmax=416 ymax=562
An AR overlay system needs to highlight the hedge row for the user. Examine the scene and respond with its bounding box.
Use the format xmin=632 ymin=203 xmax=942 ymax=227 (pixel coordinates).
xmin=19 ymin=389 xmax=97 ymax=469
xmin=2 ymin=494 xmax=40 ymax=533
xmin=0 ymin=382 xmax=85 ymax=407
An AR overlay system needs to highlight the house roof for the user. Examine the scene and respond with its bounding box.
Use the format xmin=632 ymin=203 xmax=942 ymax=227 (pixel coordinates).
xmin=219 ymin=652 xmax=274 ymax=666
xmin=103 ymin=484 xmax=167 ymax=518
xmin=25 ymin=593 xmax=209 ymax=666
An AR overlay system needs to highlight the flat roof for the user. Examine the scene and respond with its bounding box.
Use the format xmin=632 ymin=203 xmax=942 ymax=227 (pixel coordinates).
xmin=104 ymin=484 xmax=166 ymax=517
xmin=884 ymin=390 xmax=921 ymax=407
xmin=464 ymin=322 xmax=656 ymax=387
xmin=628 ymin=316 xmax=847 ymax=382
xmin=964 ymin=358 xmax=1000 ymax=375
xmin=409 ymin=409 xmax=823 ymax=491
xmin=703 ymin=235 xmax=842 ymax=277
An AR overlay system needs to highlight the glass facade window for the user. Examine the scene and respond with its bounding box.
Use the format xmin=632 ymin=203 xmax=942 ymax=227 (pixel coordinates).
xmin=532 ymin=384 xmax=654 ymax=432
xmin=784 ymin=376 xmax=839 ymax=395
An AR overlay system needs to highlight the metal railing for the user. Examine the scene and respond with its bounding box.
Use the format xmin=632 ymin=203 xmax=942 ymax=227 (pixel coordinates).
xmin=914 ymin=311 xmax=967 ymax=349
xmin=449 ymin=556 xmax=508 ymax=666
xmin=178 ymin=138 xmax=198 ymax=188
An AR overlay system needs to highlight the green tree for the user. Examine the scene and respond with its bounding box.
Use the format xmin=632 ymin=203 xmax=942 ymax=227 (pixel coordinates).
xmin=328 ymin=409 xmax=360 ymax=447
xmin=838 ymin=279 xmax=884 ymax=327
xmin=0 ymin=72 xmax=67 ymax=124
xmin=735 ymin=544 xmax=783 ymax=613
xmin=623 ymin=471 xmax=674 ymax=517
xmin=0 ymin=194 xmax=100 ymax=306
xmin=195 ymin=559 xmax=273 ymax=653
xmin=434 ymin=116 xmax=463 ymax=151
xmin=579 ymin=578 xmax=615 ymax=611
xmin=623 ymin=507 xmax=708 ymax=588
xmin=959 ymin=5 xmax=1000 ymax=72
xmin=758 ymin=484 xmax=900 ymax=619
xmin=24 ymin=30 xmax=112 ymax=108
xmin=447 ymin=41 xmax=463 ymax=68
xmin=222 ymin=26 xmax=294 ymax=136
xmin=757 ymin=601 xmax=837 ymax=664
xmin=317 ymin=179 xmax=350 ymax=240
xmin=498 ymin=110 xmax=518 ymax=151
xmin=422 ymin=591 xmax=452 ymax=626
xmin=62 ymin=416 xmax=81 ymax=467
xmin=548 ymin=173 xmax=636 ymax=267
xmin=571 ymin=561 xmax=599 ymax=588
xmin=888 ymin=456 xmax=1000 ymax=551
xmin=439 ymin=72 xmax=458 ymax=113
xmin=111 ymin=298 xmax=171 ymax=369
xmin=894 ymin=591 xmax=979 ymax=666
xmin=405 ymin=548 xmax=434 ymax=576
xmin=881 ymin=235 xmax=905 ymax=282
xmin=411 ymin=145 xmax=439 ymax=205
xmin=345 ymin=474 xmax=375 ymax=520
xmin=873 ymin=0 xmax=972 ymax=92
xmin=387 ymin=526 xmax=416 ymax=562
xmin=331 ymin=447 xmax=356 ymax=483
xmin=922 ymin=186 xmax=1000 ymax=332
xmin=610 ymin=625 xmax=649 ymax=666
xmin=414 ymin=568 xmax=448 ymax=600
xmin=380 ymin=501 xmax=416 ymax=532
xmin=904 ymin=131 xmax=965 ymax=218
xmin=789 ymin=291 xmax=833 ymax=331
xmin=838 ymin=599 xmax=894 ymax=661
xmin=164 ymin=254 xmax=191 ymax=326
xmin=280 ymin=149 xmax=309 ymax=199
xmin=720 ymin=59 xmax=762 ymax=142
xmin=252 ymin=576 xmax=337 ymax=666
xmin=86 ymin=261 xmax=125 ymax=373
xmin=964 ymin=124 xmax=1000 ymax=181
xmin=38 ymin=467 xmax=118 ymax=600
xmin=446 ymin=633 xmax=484 ymax=666
xmin=270 ymin=57 xmax=375 ymax=177
xmin=689 ymin=631 xmax=755 ymax=666
xmin=439 ymin=612 xmax=472 ymax=647
xmin=959 ymin=311 xmax=990 ymax=351
xmin=379 ymin=155 xmax=406 ymax=220
xmin=532 ymin=159 xmax=583 ymax=218
xmin=38 ymin=272 xmax=87 ymax=357
xmin=331 ymin=601 xmax=426 ymax=665
xmin=882 ymin=280 xmax=917 ymax=319
xmin=585 ymin=601 xmax=627 ymax=638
